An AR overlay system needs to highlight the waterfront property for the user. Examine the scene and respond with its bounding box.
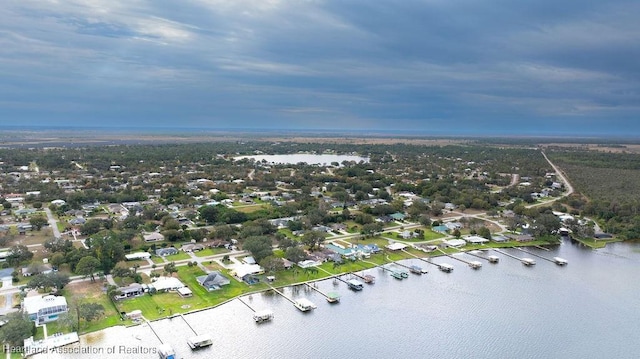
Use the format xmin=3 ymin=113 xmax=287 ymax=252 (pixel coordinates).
xmin=22 ymin=294 xmax=68 ymax=324
xmin=114 ymin=283 xmax=146 ymax=300
xmin=196 ymin=271 xmax=231 ymax=291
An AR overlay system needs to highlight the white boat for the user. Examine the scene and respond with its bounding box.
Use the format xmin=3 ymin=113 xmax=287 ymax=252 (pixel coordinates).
xmin=439 ymin=263 xmax=454 ymax=272
xmin=553 ymin=257 xmax=568 ymax=265
xmin=294 ymin=298 xmax=317 ymax=312
xmin=521 ymin=258 xmax=536 ymax=266
xmin=253 ymin=309 xmax=274 ymax=323
xmin=187 ymin=334 xmax=213 ymax=350
xmin=487 ymin=255 xmax=500 ymax=263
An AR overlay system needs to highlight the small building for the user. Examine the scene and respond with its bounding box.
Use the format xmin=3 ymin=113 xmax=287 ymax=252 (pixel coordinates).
xmin=22 ymin=295 xmax=68 ymax=324
xmin=125 ymin=252 xmax=151 ymax=261
xmin=390 ymin=212 xmax=406 ymax=221
xmin=443 ymin=239 xmax=466 ymax=248
xmin=177 ymin=287 xmax=193 ymax=297
xmin=196 ymin=271 xmax=230 ymax=291
xmin=465 ymin=235 xmax=489 ymax=244
xmin=114 ymin=283 xmax=145 ymax=300
xmin=386 ymin=242 xmax=408 ymax=251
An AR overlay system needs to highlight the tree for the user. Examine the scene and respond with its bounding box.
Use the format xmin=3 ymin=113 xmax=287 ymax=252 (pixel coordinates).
xmin=75 ymin=256 xmax=101 ymax=281
xmin=242 ymin=236 xmax=273 ymax=263
xmin=49 ymin=253 xmax=65 ymax=269
xmin=301 ymin=231 xmax=325 ymax=251
xmin=164 ymin=262 xmax=178 ymax=277
xmin=285 ymin=246 xmax=307 ymax=263
xmin=6 ymin=245 xmax=33 ymax=267
xmin=90 ymin=235 xmax=125 ymax=274
xmin=260 ymin=256 xmax=284 ymax=273
xmin=162 ymin=229 xmax=183 ymax=243
xmin=452 ymin=229 xmax=461 ymax=238
xmin=79 ymin=302 xmax=105 ymax=323
xmin=0 ymin=312 xmax=35 ymax=347
xmin=27 ymin=272 xmax=70 ymax=292
xmin=81 ymin=219 xmax=102 ymax=235
xmin=361 ymin=222 xmax=383 ymax=237
xmin=478 ymin=226 xmax=492 ymax=240
xmin=29 ymin=215 xmax=48 ymax=230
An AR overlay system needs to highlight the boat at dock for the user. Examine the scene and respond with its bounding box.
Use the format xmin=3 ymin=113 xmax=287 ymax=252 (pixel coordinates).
xmin=409 ymin=265 xmax=425 ymax=274
xmin=487 ymin=255 xmax=500 ymax=263
xmin=521 ymin=258 xmax=536 ymax=266
xmin=253 ymin=309 xmax=274 ymax=323
xmin=158 ymin=344 xmax=175 ymax=359
xmin=294 ymin=298 xmax=317 ymax=312
xmin=439 ymin=263 xmax=454 ymax=272
xmin=390 ymin=271 xmax=404 ymax=279
xmin=553 ymin=257 xmax=568 ymax=265
xmin=361 ymin=274 xmax=376 ymax=283
xmin=347 ymin=279 xmax=364 ymax=291
xmin=187 ymin=334 xmax=213 ymax=350
xmin=469 ymin=261 xmax=482 ymax=269
xmin=326 ymin=292 xmax=341 ymax=303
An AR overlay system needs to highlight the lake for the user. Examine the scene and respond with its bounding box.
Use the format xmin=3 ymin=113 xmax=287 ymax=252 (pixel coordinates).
xmin=234 ymin=154 xmax=369 ymax=165
xmin=38 ymin=240 xmax=640 ymax=359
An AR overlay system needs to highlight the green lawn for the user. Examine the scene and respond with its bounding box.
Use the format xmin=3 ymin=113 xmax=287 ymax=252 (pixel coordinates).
xmin=151 ymin=256 xmax=167 ymax=264
xmin=573 ymin=237 xmax=622 ymax=249
xmin=194 ymin=247 xmax=229 ymax=257
xmin=165 ymin=252 xmax=191 ymax=261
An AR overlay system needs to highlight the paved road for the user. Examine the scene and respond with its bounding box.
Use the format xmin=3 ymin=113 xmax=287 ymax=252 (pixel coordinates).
xmin=44 ymin=207 xmax=62 ymax=239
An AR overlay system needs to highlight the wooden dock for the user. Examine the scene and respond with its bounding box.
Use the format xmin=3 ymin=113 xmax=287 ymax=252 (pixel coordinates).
xmin=401 ymin=249 xmax=449 ymax=271
xmin=492 ymin=248 xmax=536 ymax=265
xmin=238 ymin=296 xmax=256 ymax=312
xmin=178 ymin=314 xmax=199 ymax=335
xmin=437 ymin=249 xmax=482 ymax=269
xmin=461 ymin=249 xmax=497 ymax=263
xmin=352 ymin=272 xmax=376 ymax=284
xmin=266 ymin=284 xmax=297 ymax=305
xmin=515 ymin=247 xmax=567 ymax=265
xmin=305 ymin=283 xmax=341 ymax=302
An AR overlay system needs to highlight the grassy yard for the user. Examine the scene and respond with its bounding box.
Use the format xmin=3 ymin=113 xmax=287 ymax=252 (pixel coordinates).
xmin=165 ymin=252 xmax=191 ymax=261
xmin=573 ymin=237 xmax=622 ymax=249
xmin=194 ymin=247 xmax=230 ymax=257
xmin=60 ymin=280 xmax=124 ymax=334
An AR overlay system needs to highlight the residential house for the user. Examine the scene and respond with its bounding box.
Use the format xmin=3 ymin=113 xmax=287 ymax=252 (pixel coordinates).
xmin=155 ymin=247 xmax=178 ymax=257
xmin=196 ymin=271 xmax=230 ymax=291
xmin=22 ymin=295 xmax=68 ymax=324
xmin=150 ymin=277 xmax=185 ymax=292
xmin=180 ymin=243 xmax=205 ymax=252
xmin=143 ymin=232 xmax=165 ymax=242
xmin=113 ymin=283 xmax=146 ymax=300
xmin=125 ymin=252 xmax=151 ymax=261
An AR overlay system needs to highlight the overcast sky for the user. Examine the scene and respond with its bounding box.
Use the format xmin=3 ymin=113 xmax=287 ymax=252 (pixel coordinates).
xmin=1 ymin=0 xmax=639 ymax=136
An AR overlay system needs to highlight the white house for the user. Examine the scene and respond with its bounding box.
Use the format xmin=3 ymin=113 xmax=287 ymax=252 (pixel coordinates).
xmin=22 ymin=295 xmax=68 ymax=324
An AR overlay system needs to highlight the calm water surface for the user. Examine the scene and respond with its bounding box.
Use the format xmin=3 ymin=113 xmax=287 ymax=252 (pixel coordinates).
xmin=44 ymin=241 xmax=640 ymax=359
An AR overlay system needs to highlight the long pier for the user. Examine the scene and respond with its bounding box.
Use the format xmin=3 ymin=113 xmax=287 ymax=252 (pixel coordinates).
xmin=238 ymin=296 xmax=256 ymax=312
xmin=401 ymin=249 xmax=447 ymax=270
xmin=352 ymin=271 xmax=375 ymax=283
xmin=437 ymin=249 xmax=482 ymax=269
xmin=145 ymin=318 xmax=164 ymax=344
xmin=305 ymin=283 xmax=337 ymax=301
xmin=460 ymin=249 xmax=494 ymax=262
xmin=316 ymin=266 xmax=350 ymax=285
xmin=514 ymin=247 xmax=565 ymax=264
xmin=492 ymin=248 xmax=523 ymax=261
xmin=266 ymin=284 xmax=297 ymax=305
xmin=178 ymin=314 xmax=198 ymax=335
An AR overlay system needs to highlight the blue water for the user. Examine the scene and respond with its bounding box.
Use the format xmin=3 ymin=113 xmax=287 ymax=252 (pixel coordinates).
xmin=49 ymin=241 xmax=640 ymax=359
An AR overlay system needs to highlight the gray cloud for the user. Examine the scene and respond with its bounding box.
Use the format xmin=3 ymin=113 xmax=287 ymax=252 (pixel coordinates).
xmin=1 ymin=0 xmax=638 ymax=135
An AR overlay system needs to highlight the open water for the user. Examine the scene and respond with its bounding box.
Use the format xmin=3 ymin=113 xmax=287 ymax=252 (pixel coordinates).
xmin=39 ymin=240 xmax=640 ymax=359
